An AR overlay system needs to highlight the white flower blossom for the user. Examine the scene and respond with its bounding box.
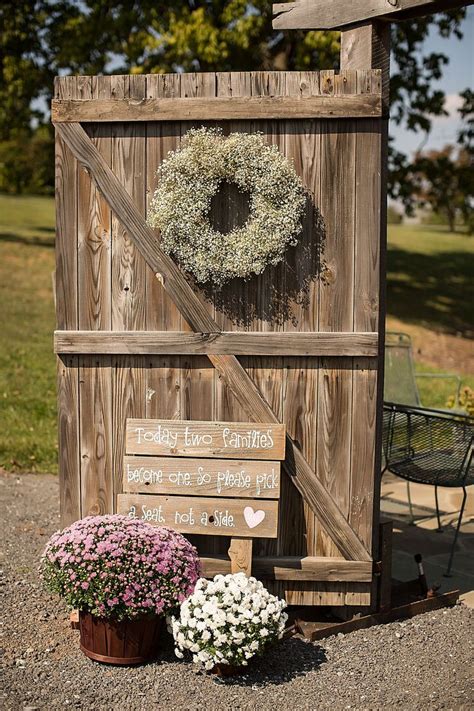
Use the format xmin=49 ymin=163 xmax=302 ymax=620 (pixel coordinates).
xmin=147 ymin=127 xmax=307 ymax=287
xmin=171 ymin=573 xmax=287 ymax=670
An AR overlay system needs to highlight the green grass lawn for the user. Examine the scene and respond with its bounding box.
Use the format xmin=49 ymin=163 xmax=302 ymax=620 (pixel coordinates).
xmin=387 ymin=224 xmax=473 ymax=337
xmin=0 ymin=195 xmax=472 ymax=473
xmin=0 ymin=195 xmax=57 ymax=472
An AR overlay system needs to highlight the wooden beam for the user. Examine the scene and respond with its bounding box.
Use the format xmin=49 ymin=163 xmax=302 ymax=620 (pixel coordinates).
xmin=54 ymin=330 xmax=379 ymax=357
xmin=298 ymin=590 xmax=460 ymax=642
xmin=272 ymin=0 xmax=471 ymax=30
xmin=51 ymin=94 xmax=382 ymax=122
xmin=53 ymin=121 xmax=371 ymax=563
xmin=228 ymin=539 xmax=253 ymax=576
xmin=200 ymin=556 xmax=373 ymax=582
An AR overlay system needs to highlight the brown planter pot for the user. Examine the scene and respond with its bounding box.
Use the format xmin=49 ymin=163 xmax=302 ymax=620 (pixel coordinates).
xmin=210 ymin=661 xmax=249 ymax=677
xmin=79 ymin=611 xmax=164 ymax=665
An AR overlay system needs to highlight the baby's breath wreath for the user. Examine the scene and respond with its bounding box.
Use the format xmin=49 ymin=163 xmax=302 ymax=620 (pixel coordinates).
xmin=147 ymin=127 xmax=306 ymax=287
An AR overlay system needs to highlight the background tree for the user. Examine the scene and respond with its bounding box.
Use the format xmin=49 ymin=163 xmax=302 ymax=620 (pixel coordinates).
xmin=0 ymin=1 xmax=468 ymax=195
xmin=409 ymin=146 xmax=472 ymax=232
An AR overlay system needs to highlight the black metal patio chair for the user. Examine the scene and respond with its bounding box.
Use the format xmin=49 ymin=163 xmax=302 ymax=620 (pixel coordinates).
xmin=384 ymin=332 xmax=461 ymax=409
xmin=383 ymin=402 xmax=474 ymax=576
xmin=383 ymin=332 xmax=472 ymax=576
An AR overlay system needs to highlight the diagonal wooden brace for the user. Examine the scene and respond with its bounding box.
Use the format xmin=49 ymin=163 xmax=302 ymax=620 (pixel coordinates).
xmin=54 ymin=121 xmax=371 ymax=563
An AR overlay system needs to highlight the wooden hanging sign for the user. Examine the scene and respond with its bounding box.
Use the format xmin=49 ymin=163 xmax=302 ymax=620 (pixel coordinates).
xmin=125 ymin=419 xmax=286 ymax=460
xmin=123 ymin=456 xmax=281 ymax=499
xmin=117 ymin=419 xmax=284 ymax=539
xmin=117 ymin=494 xmax=279 ymax=538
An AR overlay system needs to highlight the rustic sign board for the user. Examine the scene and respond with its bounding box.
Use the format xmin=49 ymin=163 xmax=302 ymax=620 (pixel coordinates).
xmin=123 ymin=456 xmax=281 ymax=499
xmin=126 ymin=419 xmax=286 ymax=460
xmin=117 ymin=494 xmax=279 ymax=538
xmin=118 ymin=419 xmax=284 ymax=539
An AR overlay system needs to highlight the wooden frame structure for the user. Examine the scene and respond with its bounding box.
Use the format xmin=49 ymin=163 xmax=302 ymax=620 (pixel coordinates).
xmin=54 ymin=69 xmax=382 ymax=607
xmin=57 ymin=0 xmax=468 ymax=606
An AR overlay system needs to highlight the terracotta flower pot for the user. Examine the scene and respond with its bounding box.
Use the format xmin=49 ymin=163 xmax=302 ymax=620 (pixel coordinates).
xmin=79 ymin=611 xmax=165 ymax=665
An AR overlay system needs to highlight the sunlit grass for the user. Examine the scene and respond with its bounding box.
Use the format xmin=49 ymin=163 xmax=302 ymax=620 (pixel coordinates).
xmin=0 ymin=196 xmax=472 ymax=473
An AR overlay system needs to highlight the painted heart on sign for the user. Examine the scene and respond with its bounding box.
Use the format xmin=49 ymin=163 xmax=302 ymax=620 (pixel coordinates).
xmin=243 ymin=506 xmax=265 ymax=529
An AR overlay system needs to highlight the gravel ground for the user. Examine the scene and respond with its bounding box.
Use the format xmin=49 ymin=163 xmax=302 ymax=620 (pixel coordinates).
xmin=1 ymin=471 xmax=473 ymax=711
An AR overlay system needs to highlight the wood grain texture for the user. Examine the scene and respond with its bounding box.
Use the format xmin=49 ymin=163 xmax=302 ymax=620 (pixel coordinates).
xmin=282 ymin=71 xmax=321 ymax=559
xmin=55 ymin=77 xmax=80 ymax=526
xmin=272 ymin=0 xmax=460 ymax=30
xmin=54 ymin=72 xmax=385 ymax=605
xmin=145 ymin=74 xmax=183 ymax=428
xmin=54 ymin=121 xmax=218 ymax=334
xmin=57 ymin=126 xmax=373 ymax=564
xmin=110 ymin=75 xmax=148 ymax=508
xmin=76 ymin=77 xmax=113 ymax=519
xmin=52 ymin=93 xmax=382 ymax=122
xmin=126 ymin=419 xmax=286 ymax=460
xmin=57 ymin=356 xmax=80 ymax=526
xmin=228 ymin=539 xmax=253 ymax=576
xmin=123 ymin=456 xmax=281 ymax=498
xmin=117 ymin=494 xmax=279 ymax=538
xmin=201 ymin=556 xmax=372 ymax=582
xmin=54 ymin=330 xmax=378 ymax=356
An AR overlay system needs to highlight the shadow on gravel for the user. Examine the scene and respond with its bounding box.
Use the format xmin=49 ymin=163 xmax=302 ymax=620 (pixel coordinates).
xmin=207 ymin=638 xmax=327 ymax=687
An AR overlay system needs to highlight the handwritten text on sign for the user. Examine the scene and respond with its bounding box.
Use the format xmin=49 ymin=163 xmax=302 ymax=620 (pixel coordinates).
xmin=123 ymin=456 xmax=281 ymax=499
xmin=126 ymin=419 xmax=286 ymax=460
xmin=117 ymin=494 xmax=279 ymax=538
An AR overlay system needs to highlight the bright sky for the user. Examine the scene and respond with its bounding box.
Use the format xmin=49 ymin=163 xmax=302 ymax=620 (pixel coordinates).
xmin=390 ymin=6 xmax=474 ymax=156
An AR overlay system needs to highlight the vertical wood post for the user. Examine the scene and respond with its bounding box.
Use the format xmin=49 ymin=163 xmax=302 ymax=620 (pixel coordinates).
xmin=341 ymin=21 xmax=391 ymax=589
xmin=377 ymin=521 xmax=393 ymax=611
xmin=228 ymin=539 xmax=253 ymax=576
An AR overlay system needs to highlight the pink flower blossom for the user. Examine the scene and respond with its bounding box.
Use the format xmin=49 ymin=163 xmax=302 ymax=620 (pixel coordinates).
xmin=40 ymin=514 xmax=200 ymax=622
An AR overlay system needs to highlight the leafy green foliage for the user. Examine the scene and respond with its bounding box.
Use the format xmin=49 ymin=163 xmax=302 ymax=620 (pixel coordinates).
xmin=409 ymin=147 xmax=473 ymax=233
xmin=0 ymin=2 xmax=468 ymax=195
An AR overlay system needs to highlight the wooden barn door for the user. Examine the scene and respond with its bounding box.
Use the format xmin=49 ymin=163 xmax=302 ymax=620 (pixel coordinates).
xmin=54 ymin=71 xmax=383 ymax=607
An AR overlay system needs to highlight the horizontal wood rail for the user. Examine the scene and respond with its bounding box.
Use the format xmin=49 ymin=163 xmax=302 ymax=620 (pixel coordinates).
xmin=54 ymin=330 xmax=379 ymax=357
xmin=272 ymin=0 xmax=471 ymax=30
xmin=51 ymin=94 xmax=382 ymax=123
xmin=201 ymin=556 xmax=373 ymax=582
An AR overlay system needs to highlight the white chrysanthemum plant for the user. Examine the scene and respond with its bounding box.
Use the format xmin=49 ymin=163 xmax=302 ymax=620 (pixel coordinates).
xmin=170 ymin=573 xmax=288 ymax=670
xmin=147 ymin=127 xmax=307 ymax=288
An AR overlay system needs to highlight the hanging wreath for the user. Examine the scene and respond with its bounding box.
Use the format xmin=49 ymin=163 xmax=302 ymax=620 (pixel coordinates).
xmin=147 ymin=127 xmax=306 ymax=287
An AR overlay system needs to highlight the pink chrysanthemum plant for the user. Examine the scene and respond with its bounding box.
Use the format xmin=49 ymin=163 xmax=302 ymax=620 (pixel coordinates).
xmin=40 ymin=515 xmax=201 ymax=621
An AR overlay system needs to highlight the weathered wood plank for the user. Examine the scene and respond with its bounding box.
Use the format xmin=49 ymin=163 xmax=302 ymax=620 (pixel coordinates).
xmin=57 ymin=356 xmax=80 ymax=526
xmin=123 ymin=456 xmax=281 ymax=498
xmin=77 ymin=77 xmax=114 ymax=519
xmin=281 ymin=71 xmax=321 ymax=559
xmin=55 ymin=77 xmax=80 ymax=526
xmin=79 ymin=355 xmax=113 ymax=517
xmin=55 ymin=105 xmax=373 ymax=563
xmin=145 ymin=74 xmax=183 ymax=425
xmin=117 ymin=494 xmax=279 ymax=538
xmin=54 ymin=122 xmax=218 ymax=334
xmin=51 ymin=94 xmax=382 ymax=122
xmin=228 ymin=539 xmax=253 ymax=576
xmin=272 ymin=0 xmax=467 ymax=30
xmin=316 ymin=71 xmax=356 ymax=566
xmin=125 ymin=419 xmax=286 ymax=460
xmin=54 ymin=330 xmax=379 ymax=356
xmin=110 ymin=75 xmax=148 ymax=508
xmin=77 ymin=76 xmax=111 ymax=332
xmin=54 ymin=76 xmax=78 ymax=332
xmin=201 ymin=556 xmax=373 ymax=582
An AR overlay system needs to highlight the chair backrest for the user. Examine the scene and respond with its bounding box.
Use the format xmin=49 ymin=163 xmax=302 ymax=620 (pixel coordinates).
xmin=384 ymin=332 xmax=421 ymax=406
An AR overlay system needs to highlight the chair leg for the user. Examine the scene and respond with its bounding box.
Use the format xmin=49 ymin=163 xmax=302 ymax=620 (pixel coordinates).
xmin=435 ymin=486 xmax=443 ymax=533
xmin=407 ymin=481 xmax=416 ymax=525
xmin=444 ymin=487 xmax=468 ymax=578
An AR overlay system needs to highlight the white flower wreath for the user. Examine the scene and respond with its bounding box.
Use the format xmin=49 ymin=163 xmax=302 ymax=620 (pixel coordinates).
xmin=147 ymin=127 xmax=306 ymax=287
